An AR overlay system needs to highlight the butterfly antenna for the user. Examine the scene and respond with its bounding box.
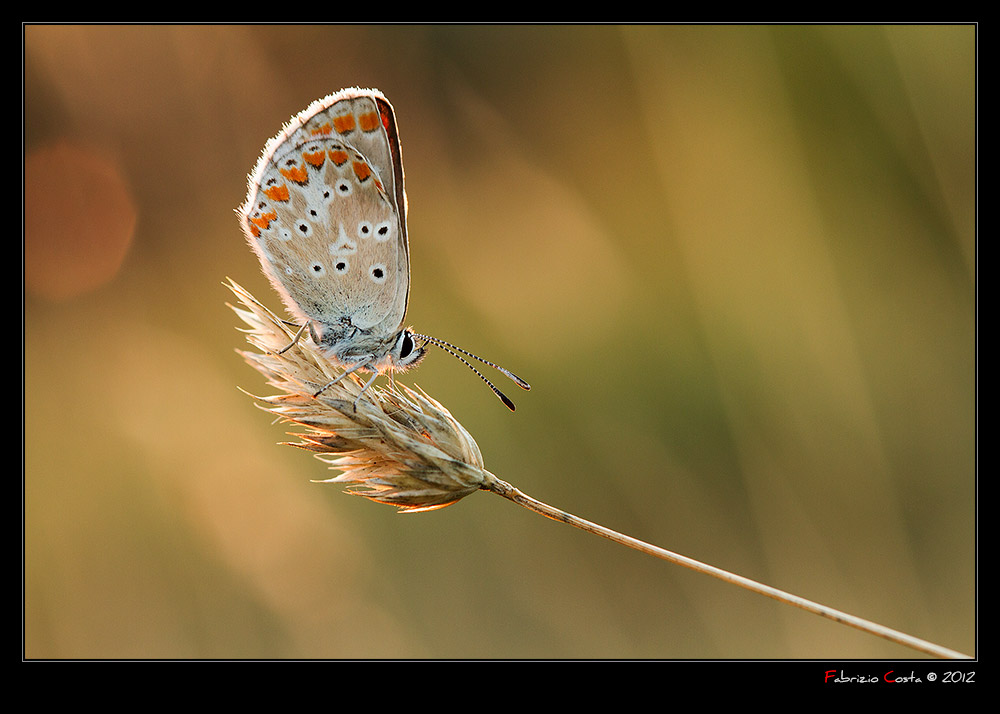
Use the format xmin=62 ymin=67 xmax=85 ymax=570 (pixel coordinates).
xmin=413 ymin=333 xmax=530 ymax=411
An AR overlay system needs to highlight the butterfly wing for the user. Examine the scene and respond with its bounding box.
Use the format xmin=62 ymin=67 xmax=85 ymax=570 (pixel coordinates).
xmin=239 ymin=88 xmax=410 ymax=345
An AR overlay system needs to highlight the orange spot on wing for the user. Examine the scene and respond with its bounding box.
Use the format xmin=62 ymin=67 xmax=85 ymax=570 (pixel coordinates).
xmin=333 ymin=114 xmax=356 ymax=134
xmin=279 ymin=164 xmax=309 ymax=183
xmin=310 ymin=122 xmax=333 ymax=136
xmin=263 ymin=184 xmax=290 ymax=201
xmin=250 ymin=210 xmax=277 ymax=232
xmin=303 ymin=150 xmax=326 ymax=168
xmin=329 ymin=149 xmax=349 ymax=165
xmin=359 ymin=111 xmax=380 ymax=132
xmin=352 ymin=161 xmax=372 ymax=182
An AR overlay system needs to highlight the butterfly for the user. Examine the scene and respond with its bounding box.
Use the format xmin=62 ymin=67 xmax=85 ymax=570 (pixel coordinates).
xmin=238 ymin=87 xmax=529 ymax=410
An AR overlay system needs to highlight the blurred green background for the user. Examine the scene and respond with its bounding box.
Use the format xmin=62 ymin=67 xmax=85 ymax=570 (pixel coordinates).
xmin=24 ymin=24 xmax=974 ymax=659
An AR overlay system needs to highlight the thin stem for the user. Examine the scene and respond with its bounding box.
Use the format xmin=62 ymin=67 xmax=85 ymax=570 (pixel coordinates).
xmin=485 ymin=475 xmax=971 ymax=660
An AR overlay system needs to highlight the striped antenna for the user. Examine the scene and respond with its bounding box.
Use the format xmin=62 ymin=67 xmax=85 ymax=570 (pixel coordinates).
xmin=412 ymin=333 xmax=530 ymax=411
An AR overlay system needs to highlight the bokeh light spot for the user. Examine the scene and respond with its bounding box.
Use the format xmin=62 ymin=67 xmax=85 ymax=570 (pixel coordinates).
xmin=25 ymin=141 xmax=136 ymax=301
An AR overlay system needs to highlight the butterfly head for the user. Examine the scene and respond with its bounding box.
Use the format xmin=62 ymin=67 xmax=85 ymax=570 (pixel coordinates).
xmin=389 ymin=329 xmax=427 ymax=371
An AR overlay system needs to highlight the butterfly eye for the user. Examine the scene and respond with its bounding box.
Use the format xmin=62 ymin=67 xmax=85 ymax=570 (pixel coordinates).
xmin=399 ymin=332 xmax=414 ymax=358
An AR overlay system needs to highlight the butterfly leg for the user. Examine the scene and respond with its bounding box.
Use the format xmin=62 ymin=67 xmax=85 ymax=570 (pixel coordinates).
xmin=275 ymin=320 xmax=310 ymax=355
xmin=312 ymin=358 xmax=374 ymax=398
xmin=352 ymin=370 xmax=382 ymax=411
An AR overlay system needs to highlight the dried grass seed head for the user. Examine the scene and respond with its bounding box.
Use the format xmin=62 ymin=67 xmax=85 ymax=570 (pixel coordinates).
xmin=228 ymin=279 xmax=495 ymax=512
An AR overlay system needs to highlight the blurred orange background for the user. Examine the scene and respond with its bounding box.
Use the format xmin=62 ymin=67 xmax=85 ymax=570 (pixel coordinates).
xmin=24 ymin=24 xmax=975 ymax=659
